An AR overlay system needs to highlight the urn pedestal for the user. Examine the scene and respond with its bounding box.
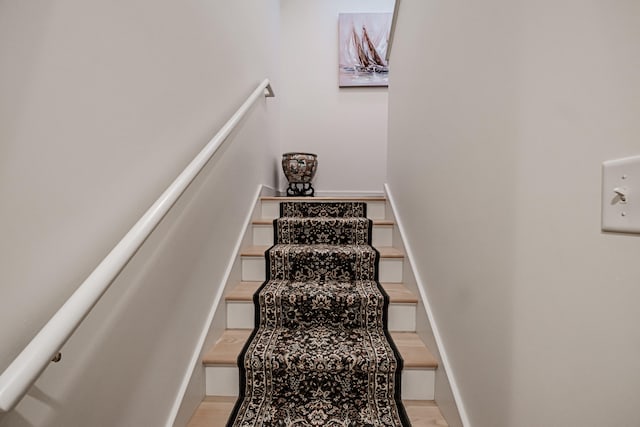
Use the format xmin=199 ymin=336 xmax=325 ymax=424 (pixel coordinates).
xmin=281 ymin=152 xmax=317 ymax=197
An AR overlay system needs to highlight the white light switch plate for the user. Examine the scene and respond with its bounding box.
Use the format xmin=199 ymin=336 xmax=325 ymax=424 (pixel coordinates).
xmin=602 ymin=155 xmax=640 ymax=233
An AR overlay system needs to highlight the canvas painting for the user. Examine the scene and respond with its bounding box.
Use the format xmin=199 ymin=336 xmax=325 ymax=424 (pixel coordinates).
xmin=338 ymin=13 xmax=392 ymax=87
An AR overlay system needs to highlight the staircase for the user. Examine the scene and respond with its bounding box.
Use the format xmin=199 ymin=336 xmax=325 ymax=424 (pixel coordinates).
xmin=186 ymin=197 xmax=448 ymax=426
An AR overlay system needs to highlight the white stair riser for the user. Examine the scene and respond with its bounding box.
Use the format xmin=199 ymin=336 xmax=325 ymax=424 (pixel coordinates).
xmin=374 ymin=226 xmax=393 ymax=247
xmin=367 ymin=202 xmax=387 ymax=221
xmin=379 ymin=258 xmax=403 ymax=283
xmin=260 ymin=200 xmax=387 ymax=220
xmin=227 ymin=302 xmax=255 ymax=329
xmin=402 ymin=369 xmax=436 ymax=400
xmin=205 ymin=366 xmax=435 ymax=400
xmin=252 ymin=224 xmax=393 ymax=247
xmin=242 ymin=258 xmax=266 ymax=282
xmin=387 ymin=304 xmax=416 ymax=332
xmin=253 ymin=225 xmax=273 ymax=246
xmin=260 ymin=201 xmax=280 ymax=220
xmin=227 ymin=301 xmax=416 ymax=332
xmin=205 ymin=366 xmax=238 ymax=396
xmin=242 ymin=257 xmax=403 ymax=283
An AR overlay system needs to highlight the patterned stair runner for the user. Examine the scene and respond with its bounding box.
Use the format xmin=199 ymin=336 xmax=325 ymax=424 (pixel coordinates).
xmin=229 ymin=202 xmax=409 ymax=426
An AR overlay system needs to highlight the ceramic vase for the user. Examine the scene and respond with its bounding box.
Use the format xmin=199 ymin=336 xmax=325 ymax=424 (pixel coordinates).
xmin=282 ymin=152 xmax=317 ymax=196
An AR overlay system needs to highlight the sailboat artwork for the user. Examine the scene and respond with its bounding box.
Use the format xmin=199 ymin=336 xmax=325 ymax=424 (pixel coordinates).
xmin=339 ymin=13 xmax=392 ymax=87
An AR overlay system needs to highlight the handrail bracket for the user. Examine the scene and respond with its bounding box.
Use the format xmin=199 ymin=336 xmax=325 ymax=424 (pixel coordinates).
xmin=265 ymin=83 xmax=275 ymax=98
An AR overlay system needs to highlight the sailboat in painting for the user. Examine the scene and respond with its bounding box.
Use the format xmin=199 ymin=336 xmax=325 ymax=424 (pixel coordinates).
xmin=352 ymin=25 xmax=389 ymax=74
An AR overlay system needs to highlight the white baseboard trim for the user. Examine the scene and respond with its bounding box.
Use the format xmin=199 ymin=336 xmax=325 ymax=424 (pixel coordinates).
xmin=315 ymin=190 xmax=385 ymax=197
xmin=301 ymin=190 xmax=385 ymax=197
xmin=384 ymin=183 xmax=471 ymax=427
xmin=165 ymin=184 xmax=265 ymax=427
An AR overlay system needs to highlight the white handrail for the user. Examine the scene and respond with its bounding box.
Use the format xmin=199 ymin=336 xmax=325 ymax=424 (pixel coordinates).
xmin=0 ymin=79 xmax=275 ymax=412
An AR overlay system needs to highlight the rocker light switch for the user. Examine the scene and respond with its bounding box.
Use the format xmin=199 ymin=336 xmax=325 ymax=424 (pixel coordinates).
xmin=602 ymin=155 xmax=640 ymax=233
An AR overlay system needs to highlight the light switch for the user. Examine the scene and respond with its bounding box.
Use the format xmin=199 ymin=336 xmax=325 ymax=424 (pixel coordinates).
xmin=602 ymin=155 xmax=640 ymax=233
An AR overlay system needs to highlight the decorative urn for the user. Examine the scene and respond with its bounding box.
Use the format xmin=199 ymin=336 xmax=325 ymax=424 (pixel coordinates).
xmin=281 ymin=152 xmax=318 ymax=196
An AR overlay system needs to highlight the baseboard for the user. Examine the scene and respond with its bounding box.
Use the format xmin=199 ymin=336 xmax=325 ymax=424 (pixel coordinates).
xmin=166 ymin=184 xmax=266 ymax=427
xmin=314 ymin=190 xmax=385 ymax=197
xmin=273 ymin=189 xmax=385 ymax=197
xmin=384 ymin=183 xmax=471 ymax=427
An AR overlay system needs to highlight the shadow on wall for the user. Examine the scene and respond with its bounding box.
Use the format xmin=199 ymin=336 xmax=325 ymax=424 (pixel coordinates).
xmin=0 ymin=112 xmax=275 ymax=426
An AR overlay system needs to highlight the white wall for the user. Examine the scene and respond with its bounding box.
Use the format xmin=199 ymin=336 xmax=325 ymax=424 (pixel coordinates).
xmin=279 ymin=0 xmax=393 ymax=195
xmin=387 ymin=1 xmax=640 ymax=426
xmin=0 ymin=1 xmax=279 ymax=425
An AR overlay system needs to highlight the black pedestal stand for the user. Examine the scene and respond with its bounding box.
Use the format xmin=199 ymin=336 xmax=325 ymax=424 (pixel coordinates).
xmin=286 ymin=182 xmax=314 ymax=197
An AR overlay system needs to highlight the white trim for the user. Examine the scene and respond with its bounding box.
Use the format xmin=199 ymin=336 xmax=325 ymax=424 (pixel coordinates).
xmin=384 ymin=183 xmax=471 ymax=427
xmin=165 ymin=184 xmax=265 ymax=427
xmin=312 ymin=190 xmax=385 ymax=197
xmin=386 ymin=0 xmax=401 ymax=62
xmin=271 ymin=189 xmax=386 ymax=198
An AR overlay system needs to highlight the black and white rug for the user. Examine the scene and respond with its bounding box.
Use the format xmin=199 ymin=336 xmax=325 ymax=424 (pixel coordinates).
xmin=228 ymin=201 xmax=409 ymax=426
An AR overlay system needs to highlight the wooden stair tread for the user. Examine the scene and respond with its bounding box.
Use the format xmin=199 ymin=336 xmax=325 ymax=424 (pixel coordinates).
xmin=203 ymin=329 xmax=437 ymax=369
xmin=260 ymin=196 xmax=386 ymax=201
xmin=225 ymin=281 xmax=260 ymax=301
xmin=187 ymin=396 xmax=448 ymax=427
xmin=383 ymin=282 xmax=419 ymax=303
xmin=241 ymin=245 xmax=403 ymax=258
xmin=186 ymin=396 xmax=236 ymax=427
xmin=377 ymin=246 xmax=404 ymax=258
xmin=203 ymin=329 xmax=250 ymax=366
xmin=226 ymin=281 xmax=418 ymax=304
xmin=252 ymin=218 xmax=394 ymax=225
xmin=390 ymin=331 xmax=439 ymax=368
xmin=404 ymin=400 xmax=450 ymax=426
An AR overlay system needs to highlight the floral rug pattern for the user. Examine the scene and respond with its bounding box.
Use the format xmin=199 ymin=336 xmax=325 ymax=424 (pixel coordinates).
xmin=229 ymin=202 xmax=408 ymax=426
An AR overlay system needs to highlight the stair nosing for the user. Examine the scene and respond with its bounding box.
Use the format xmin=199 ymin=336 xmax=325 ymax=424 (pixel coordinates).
xmin=203 ymin=329 xmax=437 ymax=369
xmin=241 ymin=245 xmax=404 ymax=258
xmin=226 ymin=281 xmax=418 ymax=304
